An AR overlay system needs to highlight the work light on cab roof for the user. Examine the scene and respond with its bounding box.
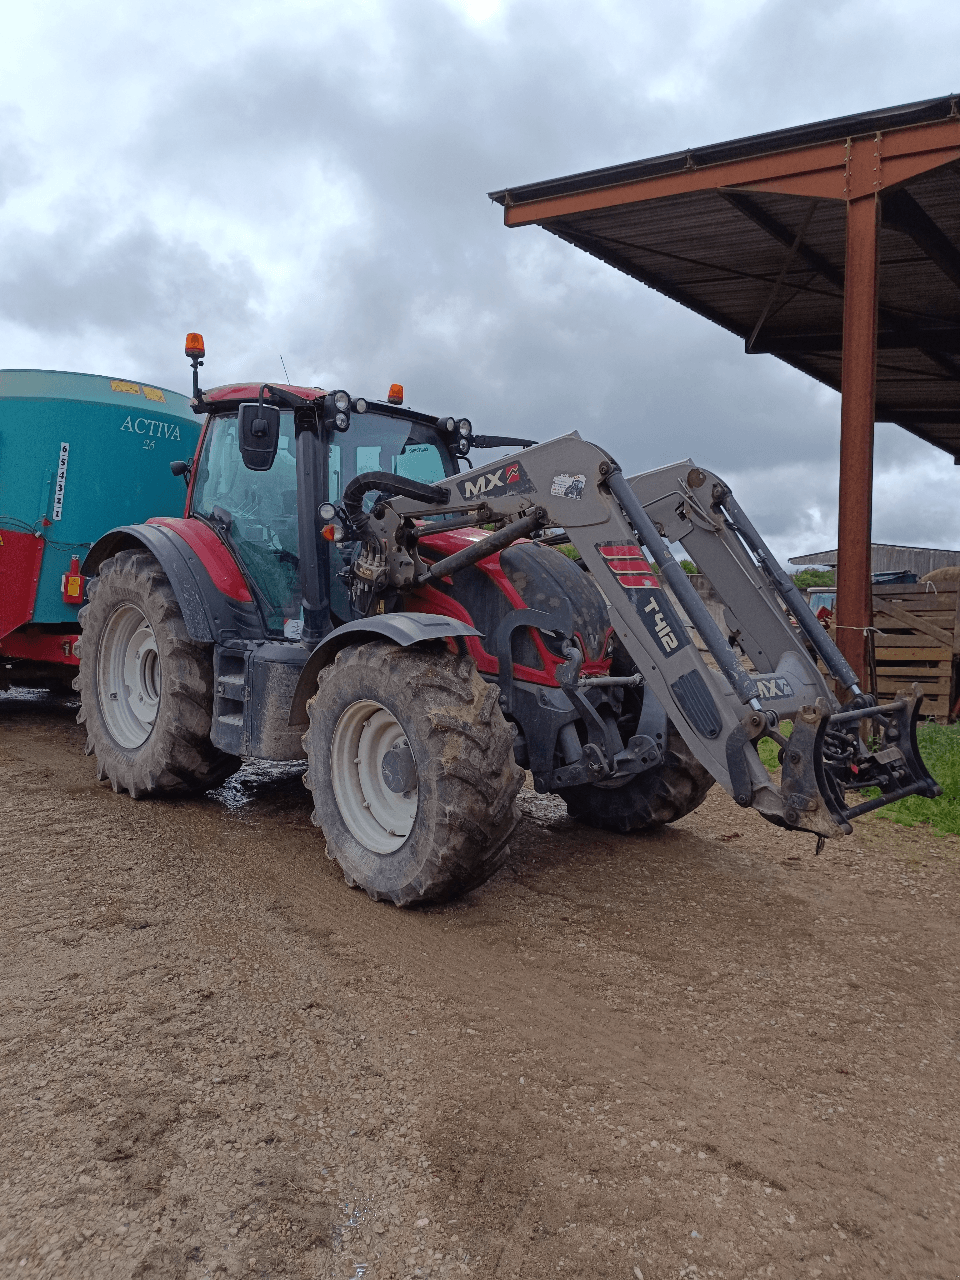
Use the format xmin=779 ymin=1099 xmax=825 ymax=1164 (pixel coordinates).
xmin=454 ymin=418 xmax=472 ymax=457
xmin=323 ymin=390 xmax=351 ymax=433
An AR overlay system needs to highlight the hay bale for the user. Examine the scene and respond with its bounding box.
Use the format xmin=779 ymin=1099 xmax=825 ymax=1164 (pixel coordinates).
xmin=920 ymin=565 xmax=960 ymax=585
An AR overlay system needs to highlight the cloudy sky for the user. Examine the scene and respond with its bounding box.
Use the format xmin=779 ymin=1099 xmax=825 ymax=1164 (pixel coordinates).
xmin=1 ymin=0 xmax=958 ymax=563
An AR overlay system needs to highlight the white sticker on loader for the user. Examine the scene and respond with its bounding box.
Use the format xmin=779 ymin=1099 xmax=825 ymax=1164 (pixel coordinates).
xmin=550 ymin=473 xmax=585 ymax=500
xmin=53 ymin=442 xmax=69 ymax=521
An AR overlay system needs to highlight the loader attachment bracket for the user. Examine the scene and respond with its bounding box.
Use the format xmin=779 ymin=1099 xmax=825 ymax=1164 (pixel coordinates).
xmin=780 ymin=686 xmax=940 ymax=836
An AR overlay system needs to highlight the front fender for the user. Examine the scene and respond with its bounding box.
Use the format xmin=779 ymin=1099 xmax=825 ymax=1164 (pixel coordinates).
xmin=288 ymin=613 xmax=481 ymax=727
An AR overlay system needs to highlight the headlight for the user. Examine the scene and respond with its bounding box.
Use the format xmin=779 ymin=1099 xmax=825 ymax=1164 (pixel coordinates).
xmin=318 ymin=501 xmax=337 ymax=521
xmin=438 ymin=416 xmax=456 ymax=433
xmin=352 ymin=397 xmax=368 ymax=414
xmin=333 ymin=390 xmax=350 ymax=412
xmin=335 ymin=411 xmax=348 ymax=430
xmin=457 ymin=418 xmax=471 ymax=436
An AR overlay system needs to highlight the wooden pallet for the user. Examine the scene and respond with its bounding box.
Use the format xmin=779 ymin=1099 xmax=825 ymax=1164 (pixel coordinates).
xmin=871 ymin=583 xmax=960 ymax=722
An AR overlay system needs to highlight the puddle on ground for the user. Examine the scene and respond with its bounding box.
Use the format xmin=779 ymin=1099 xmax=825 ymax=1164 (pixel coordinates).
xmin=331 ymin=1190 xmax=377 ymax=1275
xmin=0 ymin=687 xmax=80 ymax=726
xmin=209 ymin=758 xmax=310 ymax=822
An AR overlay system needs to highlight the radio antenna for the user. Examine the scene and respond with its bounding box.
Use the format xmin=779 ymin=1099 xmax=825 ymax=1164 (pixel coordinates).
xmin=279 ymin=353 xmax=291 ymax=383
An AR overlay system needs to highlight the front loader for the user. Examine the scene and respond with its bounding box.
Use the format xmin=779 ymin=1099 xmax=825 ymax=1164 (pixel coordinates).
xmin=77 ymin=335 xmax=939 ymax=906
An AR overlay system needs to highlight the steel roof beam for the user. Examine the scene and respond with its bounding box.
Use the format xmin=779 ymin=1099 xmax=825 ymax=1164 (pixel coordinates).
xmin=881 ymin=407 xmax=960 ymax=423
xmin=719 ymin=191 xmax=844 ymax=292
xmin=752 ymin=326 xmax=960 ymax=353
xmin=724 ymin=192 xmax=960 ymax=381
xmin=489 ymin=95 xmax=960 ymax=209
xmin=882 ymin=188 xmax=960 ymax=295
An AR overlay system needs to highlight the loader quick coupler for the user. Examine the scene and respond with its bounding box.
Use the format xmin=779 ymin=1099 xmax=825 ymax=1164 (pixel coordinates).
xmin=779 ymin=686 xmax=940 ymax=836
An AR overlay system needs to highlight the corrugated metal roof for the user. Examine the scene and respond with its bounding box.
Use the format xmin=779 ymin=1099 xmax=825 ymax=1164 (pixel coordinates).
xmin=789 ymin=544 xmax=960 ymax=574
xmin=490 ymin=96 xmax=960 ymax=459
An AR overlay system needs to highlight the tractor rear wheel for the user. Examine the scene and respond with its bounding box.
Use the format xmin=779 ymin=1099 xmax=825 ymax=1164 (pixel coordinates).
xmin=303 ymin=640 xmax=524 ymax=906
xmin=556 ymin=725 xmax=713 ymax=833
xmin=77 ymin=549 xmax=240 ymax=797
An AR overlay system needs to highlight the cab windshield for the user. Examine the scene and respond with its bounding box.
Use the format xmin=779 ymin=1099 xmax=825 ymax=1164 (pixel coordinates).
xmin=328 ymin=412 xmax=455 ymax=501
xmin=327 ymin=411 xmax=458 ymax=622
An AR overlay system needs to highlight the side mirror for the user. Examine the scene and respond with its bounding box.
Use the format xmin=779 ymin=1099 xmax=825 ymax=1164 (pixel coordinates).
xmin=238 ymin=402 xmax=281 ymax=471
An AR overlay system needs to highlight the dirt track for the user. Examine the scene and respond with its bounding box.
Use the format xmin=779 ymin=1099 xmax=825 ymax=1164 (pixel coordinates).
xmin=1 ymin=690 xmax=959 ymax=1280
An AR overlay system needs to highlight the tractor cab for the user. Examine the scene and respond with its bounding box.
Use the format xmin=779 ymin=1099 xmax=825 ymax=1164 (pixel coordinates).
xmin=188 ymin=387 xmax=462 ymax=635
xmin=179 ymin=334 xmax=532 ymax=645
xmin=179 ymin=333 xmax=481 ymax=641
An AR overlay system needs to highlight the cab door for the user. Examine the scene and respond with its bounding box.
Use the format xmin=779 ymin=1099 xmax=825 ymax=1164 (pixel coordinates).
xmin=191 ymin=412 xmax=301 ymax=634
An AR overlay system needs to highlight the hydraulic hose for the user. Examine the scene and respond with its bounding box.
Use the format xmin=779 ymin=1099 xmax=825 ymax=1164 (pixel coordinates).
xmin=341 ymin=471 xmax=449 ymax=530
xmin=416 ymin=511 xmax=544 ymax=583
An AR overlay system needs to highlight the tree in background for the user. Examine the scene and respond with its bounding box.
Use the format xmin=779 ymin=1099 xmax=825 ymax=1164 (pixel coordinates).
xmin=792 ymin=567 xmax=836 ymax=589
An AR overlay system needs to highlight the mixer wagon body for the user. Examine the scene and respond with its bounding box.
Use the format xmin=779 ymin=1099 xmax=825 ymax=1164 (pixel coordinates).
xmin=0 ymin=370 xmax=199 ymax=688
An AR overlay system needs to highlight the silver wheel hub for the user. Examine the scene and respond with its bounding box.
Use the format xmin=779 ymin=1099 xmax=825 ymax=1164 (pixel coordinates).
xmin=330 ymin=700 xmax=418 ymax=853
xmin=97 ymin=604 xmax=162 ymax=749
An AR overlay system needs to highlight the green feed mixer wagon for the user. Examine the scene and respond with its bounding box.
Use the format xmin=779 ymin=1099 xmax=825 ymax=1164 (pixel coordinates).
xmin=0 ymin=370 xmax=200 ymax=691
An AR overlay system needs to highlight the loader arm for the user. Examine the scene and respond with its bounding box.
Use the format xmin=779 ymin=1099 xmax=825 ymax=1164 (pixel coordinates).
xmin=362 ymin=432 xmax=939 ymax=839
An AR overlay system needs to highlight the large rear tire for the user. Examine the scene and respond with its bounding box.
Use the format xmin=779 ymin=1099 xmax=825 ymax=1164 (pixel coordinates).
xmin=77 ymin=550 xmax=240 ymax=797
xmin=556 ymin=725 xmax=713 ymax=833
xmin=303 ymin=641 xmax=524 ymax=906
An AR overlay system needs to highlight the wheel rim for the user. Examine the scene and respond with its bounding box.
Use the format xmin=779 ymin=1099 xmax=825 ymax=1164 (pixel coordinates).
xmin=330 ymin=700 xmax=418 ymax=853
xmin=97 ymin=604 xmax=162 ymax=749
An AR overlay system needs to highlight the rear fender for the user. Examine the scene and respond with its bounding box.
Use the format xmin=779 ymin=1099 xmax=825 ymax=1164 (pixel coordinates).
xmin=288 ymin=613 xmax=481 ymax=727
xmin=81 ymin=524 xmax=262 ymax=645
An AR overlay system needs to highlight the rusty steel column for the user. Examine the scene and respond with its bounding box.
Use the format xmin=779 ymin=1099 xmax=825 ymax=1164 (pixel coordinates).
xmin=835 ymin=193 xmax=880 ymax=688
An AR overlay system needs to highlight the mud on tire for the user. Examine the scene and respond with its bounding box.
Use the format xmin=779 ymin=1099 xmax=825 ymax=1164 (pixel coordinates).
xmin=303 ymin=640 xmax=524 ymax=907
xmin=556 ymin=725 xmax=713 ymax=834
xmin=77 ymin=550 xmax=240 ymax=797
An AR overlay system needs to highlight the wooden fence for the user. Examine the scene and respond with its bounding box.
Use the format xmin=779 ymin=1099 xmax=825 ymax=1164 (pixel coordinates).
xmin=869 ymin=582 xmax=960 ymax=722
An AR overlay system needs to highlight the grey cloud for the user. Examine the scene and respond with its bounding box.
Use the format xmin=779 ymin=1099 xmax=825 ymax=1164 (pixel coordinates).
xmin=0 ymin=212 xmax=262 ymax=377
xmin=0 ymin=106 xmax=33 ymax=208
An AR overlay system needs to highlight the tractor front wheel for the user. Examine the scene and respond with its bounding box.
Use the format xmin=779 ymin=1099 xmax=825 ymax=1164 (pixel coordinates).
xmin=303 ymin=640 xmax=523 ymax=906
xmin=77 ymin=550 xmax=240 ymax=797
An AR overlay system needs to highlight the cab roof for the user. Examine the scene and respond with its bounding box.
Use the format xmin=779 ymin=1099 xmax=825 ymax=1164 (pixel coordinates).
xmin=203 ymin=382 xmax=326 ymax=406
xmin=202 ymin=383 xmax=446 ymax=428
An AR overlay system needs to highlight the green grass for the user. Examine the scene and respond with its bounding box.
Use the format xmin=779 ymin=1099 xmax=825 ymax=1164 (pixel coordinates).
xmin=757 ymin=719 xmax=960 ymax=837
xmin=757 ymin=729 xmax=788 ymax=771
xmin=869 ymin=722 xmax=960 ymax=836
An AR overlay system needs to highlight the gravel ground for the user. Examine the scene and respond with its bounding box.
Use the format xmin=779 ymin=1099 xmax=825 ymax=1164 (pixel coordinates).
xmin=1 ymin=689 xmax=959 ymax=1280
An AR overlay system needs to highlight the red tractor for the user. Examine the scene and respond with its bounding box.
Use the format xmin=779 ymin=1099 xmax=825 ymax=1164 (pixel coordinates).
xmin=77 ymin=336 xmax=937 ymax=906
